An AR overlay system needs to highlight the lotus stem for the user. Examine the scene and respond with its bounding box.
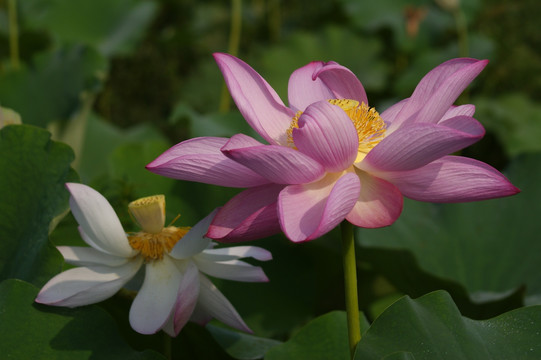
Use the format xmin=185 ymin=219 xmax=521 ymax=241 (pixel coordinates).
xmin=341 ymin=220 xmax=361 ymax=358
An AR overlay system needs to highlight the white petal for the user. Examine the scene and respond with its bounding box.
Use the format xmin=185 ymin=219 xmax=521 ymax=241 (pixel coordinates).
xmin=162 ymin=314 xmax=176 ymax=337
xmin=161 ymin=261 xmax=201 ymax=336
xmin=35 ymin=258 xmax=143 ymax=307
xmin=197 ymin=274 xmax=251 ymax=333
xmin=189 ymin=304 xmax=213 ymax=326
xmin=193 ymin=257 xmax=268 ymax=283
xmin=58 ymin=246 xmax=129 ymax=267
xmin=129 ymin=257 xmax=183 ymax=335
xmin=198 ymin=246 xmax=272 ymax=262
xmin=169 ymin=209 xmax=217 ymax=259
xmin=66 ymin=183 xmax=136 ymax=257
xmin=169 ymin=261 xmax=200 ymax=335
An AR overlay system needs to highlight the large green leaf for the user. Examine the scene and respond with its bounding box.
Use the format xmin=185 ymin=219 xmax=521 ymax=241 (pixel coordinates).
xmin=357 ymin=153 xmax=541 ymax=309
xmin=0 ymin=279 xmax=164 ymax=359
xmin=207 ymin=325 xmax=282 ymax=360
xmin=265 ymin=311 xmax=370 ymax=360
xmin=475 ymin=94 xmax=541 ymax=157
xmin=355 ymin=291 xmax=541 ymax=359
xmin=0 ymin=45 xmax=107 ymax=127
xmin=0 ymin=125 xmax=78 ymax=286
xmin=22 ymin=0 xmax=157 ymax=57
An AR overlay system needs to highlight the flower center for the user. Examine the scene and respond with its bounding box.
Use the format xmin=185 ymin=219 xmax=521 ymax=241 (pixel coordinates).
xmin=128 ymin=226 xmax=190 ymax=261
xmin=286 ymin=99 xmax=386 ymax=162
xmin=127 ymin=194 xmax=190 ymax=261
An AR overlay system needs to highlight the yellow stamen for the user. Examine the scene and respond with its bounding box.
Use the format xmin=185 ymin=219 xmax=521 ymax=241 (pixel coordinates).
xmin=286 ymin=99 xmax=387 ymax=162
xmin=128 ymin=226 xmax=190 ymax=261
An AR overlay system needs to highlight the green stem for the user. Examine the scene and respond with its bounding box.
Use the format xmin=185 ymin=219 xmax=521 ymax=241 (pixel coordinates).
xmin=163 ymin=332 xmax=172 ymax=360
xmin=8 ymin=0 xmax=20 ymax=69
xmin=341 ymin=221 xmax=361 ymax=358
xmin=219 ymin=0 xmax=242 ymax=113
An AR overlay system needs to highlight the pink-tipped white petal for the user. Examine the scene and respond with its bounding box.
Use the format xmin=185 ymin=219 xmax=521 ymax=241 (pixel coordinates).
xmin=346 ymin=170 xmax=403 ymax=228
xmin=314 ymin=63 xmax=368 ymax=105
xmin=278 ymin=172 xmax=361 ymax=242
xmin=129 ymin=257 xmax=183 ymax=335
xmin=146 ymin=137 xmax=269 ymax=188
xmin=222 ymin=134 xmax=325 ymax=184
xmin=66 ymin=183 xmax=136 ymax=258
xmin=169 ymin=261 xmax=200 ymax=336
xmin=360 ymin=122 xmax=484 ymax=172
xmin=189 ymin=305 xmax=213 ymax=327
xmin=197 ymin=274 xmax=252 ymax=333
xmin=380 ymin=156 xmax=520 ymax=202
xmin=441 ymin=104 xmax=475 ymax=122
xmin=207 ymin=185 xmax=283 ymax=242
xmin=57 ymin=246 xmax=129 ymax=267
xmin=193 ymin=257 xmax=268 ymax=282
xmin=35 ymin=258 xmax=142 ymax=307
xmin=214 ymin=53 xmax=294 ymax=145
xmin=288 ymin=61 xmax=335 ymax=112
xmin=293 ymin=101 xmax=359 ymax=172
xmin=169 ymin=209 xmax=217 ymax=260
xmin=199 ymin=246 xmax=272 ymax=262
xmin=390 ymin=59 xmax=487 ymax=130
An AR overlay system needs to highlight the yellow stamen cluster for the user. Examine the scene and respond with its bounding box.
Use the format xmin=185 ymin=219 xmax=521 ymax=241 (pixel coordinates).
xmin=128 ymin=226 xmax=190 ymax=261
xmin=286 ymin=99 xmax=387 ymax=161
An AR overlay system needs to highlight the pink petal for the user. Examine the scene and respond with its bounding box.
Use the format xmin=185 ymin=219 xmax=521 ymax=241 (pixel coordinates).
xmin=146 ymin=137 xmax=269 ymax=188
xmin=214 ymin=53 xmax=294 ymax=145
xmin=346 ymin=170 xmax=403 ymax=228
xmin=288 ymin=61 xmax=335 ymax=112
xmin=222 ymin=134 xmax=325 ymax=184
xmin=288 ymin=61 xmax=369 ymax=112
xmin=278 ymin=172 xmax=361 ymax=242
xmin=196 ymin=274 xmax=252 ymax=333
xmin=193 ymin=257 xmax=269 ymax=282
xmin=170 ymin=261 xmax=200 ymax=336
xmin=35 ymin=259 xmax=142 ymax=307
xmin=66 ymin=183 xmax=136 ymax=258
xmin=379 ymin=155 xmax=520 ymax=202
xmin=438 ymin=115 xmax=484 ymax=134
xmin=360 ymin=122 xmax=484 ymax=172
xmin=129 ymin=257 xmax=183 ymax=335
xmin=441 ymin=104 xmax=475 ymax=122
xmin=380 ymin=98 xmax=408 ymax=126
xmin=414 ymin=60 xmax=487 ymax=124
xmin=207 ymin=185 xmax=284 ymax=242
xmin=390 ymin=58 xmax=487 ymax=130
xmin=293 ymin=101 xmax=359 ymax=172
xmin=199 ymin=246 xmax=272 ymax=262
xmin=57 ymin=246 xmax=129 ymax=267
xmin=169 ymin=209 xmax=217 ymax=260
xmin=314 ymin=63 xmax=368 ymax=105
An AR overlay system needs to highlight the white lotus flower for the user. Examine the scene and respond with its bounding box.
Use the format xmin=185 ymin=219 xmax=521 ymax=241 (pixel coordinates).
xmin=36 ymin=183 xmax=271 ymax=336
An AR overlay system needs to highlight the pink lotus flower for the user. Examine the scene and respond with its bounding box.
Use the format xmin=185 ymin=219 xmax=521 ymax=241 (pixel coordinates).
xmin=147 ymin=54 xmax=519 ymax=243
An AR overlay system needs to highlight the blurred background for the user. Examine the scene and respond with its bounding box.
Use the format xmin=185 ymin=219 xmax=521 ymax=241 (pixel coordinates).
xmin=1 ymin=0 xmax=540 ymax=357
